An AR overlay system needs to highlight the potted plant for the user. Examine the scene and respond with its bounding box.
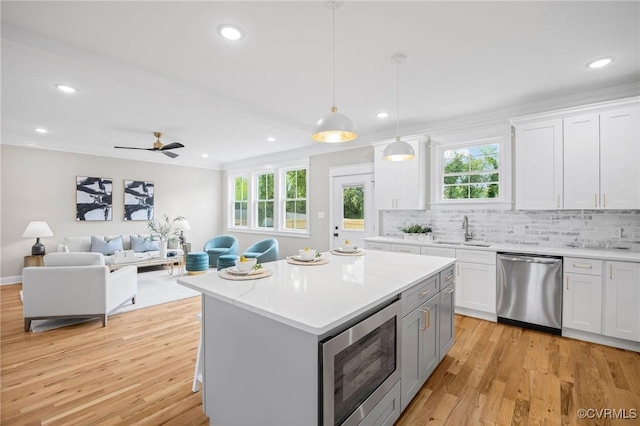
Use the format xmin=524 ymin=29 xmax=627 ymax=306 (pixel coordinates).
xmin=147 ymin=214 xmax=187 ymax=257
xmin=400 ymin=224 xmax=432 ymax=241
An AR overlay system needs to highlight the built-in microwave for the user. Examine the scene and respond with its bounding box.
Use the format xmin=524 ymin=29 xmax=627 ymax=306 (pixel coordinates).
xmin=320 ymin=299 xmax=401 ymax=426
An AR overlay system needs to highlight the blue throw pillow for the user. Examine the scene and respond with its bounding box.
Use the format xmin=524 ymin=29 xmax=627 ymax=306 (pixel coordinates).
xmin=130 ymin=235 xmax=159 ymax=252
xmin=91 ymin=236 xmax=123 ymax=255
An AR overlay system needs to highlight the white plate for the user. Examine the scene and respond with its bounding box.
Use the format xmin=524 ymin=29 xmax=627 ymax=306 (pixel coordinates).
xmin=292 ymin=255 xmax=318 ymax=262
xmin=226 ymin=266 xmax=253 ymax=275
xmin=336 ymin=247 xmax=359 ymax=253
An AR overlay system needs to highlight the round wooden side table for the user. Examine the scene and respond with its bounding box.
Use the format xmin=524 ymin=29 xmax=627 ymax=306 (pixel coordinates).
xmin=24 ymin=255 xmax=44 ymax=267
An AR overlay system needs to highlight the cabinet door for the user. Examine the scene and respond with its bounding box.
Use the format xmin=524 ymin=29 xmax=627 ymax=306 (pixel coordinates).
xmin=514 ymin=119 xmax=563 ymax=210
xmin=400 ymin=306 xmax=423 ymax=411
xmin=374 ymin=144 xmax=398 ymax=209
xmin=600 ymin=107 xmax=640 ymax=209
xmin=603 ymin=261 xmax=640 ymax=342
xmin=390 ymin=244 xmax=421 ymax=255
xmin=439 ymin=283 xmax=455 ymax=359
xmin=365 ymin=242 xmax=391 ymax=252
xmin=455 ymin=261 xmax=497 ymax=314
xmin=563 ymin=113 xmax=600 ymax=209
xmin=396 ymin=139 xmax=424 ymax=210
xmin=562 ymin=273 xmax=602 ymax=333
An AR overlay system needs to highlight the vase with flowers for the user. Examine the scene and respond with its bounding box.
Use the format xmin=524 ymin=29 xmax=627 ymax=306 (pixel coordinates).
xmin=147 ymin=214 xmax=187 ymax=257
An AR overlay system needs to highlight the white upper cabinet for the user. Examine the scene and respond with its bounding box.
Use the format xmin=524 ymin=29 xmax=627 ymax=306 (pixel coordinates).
xmin=600 ymin=107 xmax=640 ymax=209
xmin=512 ymin=98 xmax=639 ymax=210
xmin=513 ymin=119 xmax=563 ymax=210
xmin=374 ymin=137 xmax=429 ymax=210
xmin=564 ymin=107 xmax=640 ymax=210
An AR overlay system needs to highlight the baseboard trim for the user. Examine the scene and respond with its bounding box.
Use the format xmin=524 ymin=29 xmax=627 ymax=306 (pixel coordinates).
xmin=1 ymin=276 xmax=21 ymax=286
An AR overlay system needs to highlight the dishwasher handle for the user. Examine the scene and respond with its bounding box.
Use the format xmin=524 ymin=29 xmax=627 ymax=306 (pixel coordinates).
xmin=499 ymin=254 xmax=562 ymax=265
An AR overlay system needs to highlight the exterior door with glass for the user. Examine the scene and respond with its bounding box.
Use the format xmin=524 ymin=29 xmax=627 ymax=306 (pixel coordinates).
xmin=331 ymin=173 xmax=375 ymax=250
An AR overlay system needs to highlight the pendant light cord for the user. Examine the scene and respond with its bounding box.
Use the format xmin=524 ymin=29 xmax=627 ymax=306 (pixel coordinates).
xmin=396 ymin=60 xmax=400 ymax=138
xmin=332 ymin=1 xmax=336 ymax=109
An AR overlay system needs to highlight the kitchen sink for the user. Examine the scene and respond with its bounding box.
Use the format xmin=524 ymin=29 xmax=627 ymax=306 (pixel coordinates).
xmin=431 ymin=241 xmax=492 ymax=247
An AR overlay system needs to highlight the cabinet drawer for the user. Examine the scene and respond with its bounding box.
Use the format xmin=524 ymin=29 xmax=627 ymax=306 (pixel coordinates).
xmin=401 ymin=275 xmax=439 ymax=317
xmin=439 ymin=265 xmax=456 ymax=291
xmin=421 ymin=247 xmax=456 ymax=258
xmin=564 ymin=257 xmax=602 ymax=276
xmin=456 ymin=249 xmax=496 ymax=265
xmin=365 ymin=242 xmax=390 ymax=252
xmin=391 ymin=244 xmax=421 ymax=255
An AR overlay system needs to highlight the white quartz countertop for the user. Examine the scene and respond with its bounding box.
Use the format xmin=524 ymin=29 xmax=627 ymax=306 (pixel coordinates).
xmin=365 ymin=236 xmax=640 ymax=263
xmin=177 ymin=250 xmax=455 ymax=336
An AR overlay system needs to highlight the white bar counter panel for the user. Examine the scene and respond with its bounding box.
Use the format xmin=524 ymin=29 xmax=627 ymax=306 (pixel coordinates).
xmin=178 ymin=250 xmax=455 ymax=426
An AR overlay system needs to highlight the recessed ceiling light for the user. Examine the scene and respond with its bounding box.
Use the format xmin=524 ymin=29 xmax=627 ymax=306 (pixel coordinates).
xmin=55 ymin=84 xmax=77 ymax=93
xmin=34 ymin=128 xmax=48 ymax=134
xmin=218 ymin=25 xmax=244 ymax=41
xmin=376 ymin=112 xmax=389 ymax=119
xmin=201 ymin=153 xmax=209 ymax=158
xmin=266 ymin=137 xmax=276 ymax=142
xmin=587 ymin=57 xmax=613 ymax=68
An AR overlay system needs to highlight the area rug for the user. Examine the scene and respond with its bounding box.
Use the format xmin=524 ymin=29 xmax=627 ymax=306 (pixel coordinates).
xmin=27 ymin=269 xmax=201 ymax=333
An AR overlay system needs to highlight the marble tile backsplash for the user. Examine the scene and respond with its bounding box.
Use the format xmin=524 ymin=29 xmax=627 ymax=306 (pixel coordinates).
xmin=381 ymin=210 xmax=640 ymax=251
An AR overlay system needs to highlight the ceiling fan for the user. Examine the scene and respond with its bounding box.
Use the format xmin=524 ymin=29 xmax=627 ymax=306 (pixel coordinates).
xmin=114 ymin=132 xmax=185 ymax=158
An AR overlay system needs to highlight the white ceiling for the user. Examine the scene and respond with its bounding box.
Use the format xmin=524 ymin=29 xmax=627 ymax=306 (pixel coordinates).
xmin=2 ymin=1 xmax=639 ymax=170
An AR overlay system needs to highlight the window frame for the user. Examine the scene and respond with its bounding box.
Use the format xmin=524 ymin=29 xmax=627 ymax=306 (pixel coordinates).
xmin=431 ymin=134 xmax=512 ymax=210
xmin=227 ymin=160 xmax=310 ymax=237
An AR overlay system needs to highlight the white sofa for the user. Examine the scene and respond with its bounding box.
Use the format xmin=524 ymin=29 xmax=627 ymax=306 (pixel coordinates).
xmin=59 ymin=234 xmax=183 ymax=268
xmin=22 ymin=252 xmax=138 ymax=331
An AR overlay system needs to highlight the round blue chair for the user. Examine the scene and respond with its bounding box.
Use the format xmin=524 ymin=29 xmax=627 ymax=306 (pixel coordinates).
xmin=242 ymin=238 xmax=279 ymax=264
xmin=186 ymin=252 xmax=209 ymax=275
xmin=203 ymin=235 xmax=238 ymax=267
xmin=217 ymin=254 xmax=239 ymax=271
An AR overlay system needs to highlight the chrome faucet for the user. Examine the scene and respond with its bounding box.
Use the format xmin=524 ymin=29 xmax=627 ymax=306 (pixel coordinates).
xmin=462 ymin=215 xmax=471 ymax=241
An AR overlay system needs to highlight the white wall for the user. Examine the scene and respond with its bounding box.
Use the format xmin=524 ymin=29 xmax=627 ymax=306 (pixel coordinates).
xmin=1 ymin=146 xmax=223 ymax=283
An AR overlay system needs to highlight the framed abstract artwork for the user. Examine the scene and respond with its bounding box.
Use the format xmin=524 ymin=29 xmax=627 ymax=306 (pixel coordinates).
xmin=76 ymin=176 xmax=113 ymax=221
xmin=123 ymin=180 xmax=154 ymax=221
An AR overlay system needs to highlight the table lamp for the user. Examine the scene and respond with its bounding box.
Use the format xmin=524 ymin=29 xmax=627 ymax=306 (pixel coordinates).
xmin=178 ymin=219 xmax=191 ymax=244
xmin=22 ymin=221 xmax=54 ymax=255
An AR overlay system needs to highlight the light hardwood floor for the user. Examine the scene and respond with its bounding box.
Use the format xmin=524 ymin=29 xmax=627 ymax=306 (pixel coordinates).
xmin=2 ymin=283 xmax=639 ymax=425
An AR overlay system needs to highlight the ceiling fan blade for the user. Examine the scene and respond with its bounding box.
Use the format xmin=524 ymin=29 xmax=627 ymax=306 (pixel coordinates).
xmin=162 ymin=151 xmax=179 ymax=159
xmin=114 ymin=146 xmax=154 ymax=151
xmin=161 ymin=142 xmax=184 ymax=150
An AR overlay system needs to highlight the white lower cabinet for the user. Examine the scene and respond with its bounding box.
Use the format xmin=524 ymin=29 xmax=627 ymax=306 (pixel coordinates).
xmin=391 ymin=244 xmax=421 ymax=255
xmin=365 ymin=242 xmax=391 ymax=252
xmin=562 ymin=257 xmax=603 ymax=334
xmin=455 ymin=250 xmax=497 ymax=315
xmin=603 ymin=261 xmax=640 ymax=342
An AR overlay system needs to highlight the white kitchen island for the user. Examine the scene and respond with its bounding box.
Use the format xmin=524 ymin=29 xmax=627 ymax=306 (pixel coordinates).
xmin=178 ymin=250 xmax=455 ymax=426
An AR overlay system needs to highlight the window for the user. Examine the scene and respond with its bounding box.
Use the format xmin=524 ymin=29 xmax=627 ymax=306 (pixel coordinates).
xmin=284 ymin=168 xmax=307 ymax=230
xmin=228 ymin=161 xmax=309 ymax=235
xmin=342 ymin=185 xmax=364 ymax=230
xmin=233 ymin=175 xmax=248 ymax=226
xmin=442 ymin=143 xmax=499 ymax=200
xmin=256 ymin=172 xmax=274 ymax=229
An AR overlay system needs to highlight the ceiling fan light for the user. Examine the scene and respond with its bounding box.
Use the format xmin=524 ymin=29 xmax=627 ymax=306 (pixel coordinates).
xmin=312 ymin=107 xmax=357 ymax=143
xmin=383 ymin=137 xmax=415 ymax=161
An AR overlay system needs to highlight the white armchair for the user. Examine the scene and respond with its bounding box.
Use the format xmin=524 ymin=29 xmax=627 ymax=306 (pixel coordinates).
xmin=22 ymin=252 xmax=137 ymax=332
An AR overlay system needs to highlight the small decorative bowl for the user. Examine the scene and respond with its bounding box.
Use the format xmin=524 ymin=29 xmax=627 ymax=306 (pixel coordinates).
xmin=235 ymin=257 xmax=257 ymax=272
xmin=298 ymin=249 xmax=317 ymax=260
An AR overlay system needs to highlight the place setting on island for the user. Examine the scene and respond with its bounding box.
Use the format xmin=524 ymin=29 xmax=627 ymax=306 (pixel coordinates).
xmin=218 ymin=256 xmax=272 ymax=280
xmin=330 ymin=239 xmax=365 ymax=256
xmin=286 ymin=247 xmax=329 ymax=266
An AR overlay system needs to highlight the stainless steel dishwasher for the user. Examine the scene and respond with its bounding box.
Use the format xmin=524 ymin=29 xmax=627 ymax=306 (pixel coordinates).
xmin=497 ymin=253 xmax=563 ymax=335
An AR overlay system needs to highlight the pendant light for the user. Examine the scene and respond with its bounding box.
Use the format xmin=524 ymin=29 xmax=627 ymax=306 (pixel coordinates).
xmin=383 ymin=54 xmax=415 ymax=161
xmin=312 ymin=1 xmax=357 ymax=143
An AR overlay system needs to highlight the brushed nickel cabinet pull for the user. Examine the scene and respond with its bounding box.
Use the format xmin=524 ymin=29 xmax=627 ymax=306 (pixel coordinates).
xmin=566 ymin=276 xmax=570 ymax=290
xmin=610 ymin=264 xmax=613 ymax=279
xmin=595 ymin=193 xmax=598 ymax=208
xmin=557 ymin=195 xmax=560 ymax=208
xmin=457 ymin=264 xmax=460 ymax=275
xmin=444 ymin=274 xmax=454 ymax=282
xmin=426 ymin=308 xmax=431 ymax=328
xmin=446 ymin=288 xmax=454 ymax=294
xmin=603 ymin=193 xmax=607 ymax=208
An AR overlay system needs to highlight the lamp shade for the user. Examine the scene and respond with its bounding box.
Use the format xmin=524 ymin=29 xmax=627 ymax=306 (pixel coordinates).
xmin=383 ymin=137 xmax=415 ymax=161
xmin=312 ymin=107 xmax=357 ymax=143
xmin=177 ymin=219 xmax=191 ymax=231
xmin=22 ymin=221 xmax=54 ymax=238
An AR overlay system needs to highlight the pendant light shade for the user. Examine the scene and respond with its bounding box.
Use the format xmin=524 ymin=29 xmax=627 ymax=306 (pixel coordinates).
xmin=313 ymin=106 xmax=357 ymax=143
xmin=312 ymin=1 xmax=357 ymax=143
xmin=383 ymin=54 xmax=415 ymax=161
